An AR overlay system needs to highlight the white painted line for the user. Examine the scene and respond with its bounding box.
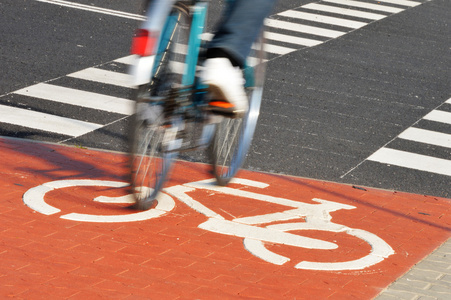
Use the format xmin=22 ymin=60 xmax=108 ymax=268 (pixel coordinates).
xmin=423 ymin=110 xmax=451 ymax=125
xmin=367 ymin=148 xmax=451 ymax=176
xmin=114 ymin=55 xmax=136 ymax=65
xmin=169 ymin=61 xmax=187 ymax=75
xmin=375 ymin=0 xmax=421 ymax=7
xmin=68 ymin=68 xmax=133 ymax=88
xmin=62 ymin=191 xmax=175 ymax=222
xmin=246 ymin=56 xmax=269 ymax=67
xmin=295 ymin=228 xmax=394 ymax=271
xmin=264 ymin=31 xmax=322 ymax=47
xmin=278 ymin=10 xmax=368 ymax=29
xmin=265 ymin=19 xmax=345 ymax=38
xmin=23 ymin=179 xmax=176 ymax=223
xmin=323 ymin=0 xmax=403 ymax=13
xmin=398 ymin=128 xmax=451 ymax=149
xmin=199 ymin=218 xmax=337 ymax=250
xmin=35 ymin=0 xmax=145 ymax=20
xmin=244 ymin=238 xmax=290 ymax=265
xmin=173 ymin=42 xmax=189 ymax=55
xmin=303 ymin=3 xmax=387 ymax=20
xmin=14 ymin=83 xmax=133 ymax=115
xmin=446 ymin=97 xmax=451 ymax=104
xmin=260 ymin=43 xmax=296 ymax=55
xmin=0 ymin=104 xmax=102 ymax=136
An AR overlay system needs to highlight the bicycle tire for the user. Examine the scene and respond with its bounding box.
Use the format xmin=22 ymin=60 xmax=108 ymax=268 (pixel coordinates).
xmin=129 ymin=2 xmax=191 ymax=210
xmin=209 ymin=33 xmax=266 ymax=186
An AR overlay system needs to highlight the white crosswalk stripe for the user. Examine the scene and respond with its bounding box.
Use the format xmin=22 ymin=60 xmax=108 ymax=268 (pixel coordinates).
xmin=423 ymin=110 xmax=451 ymax=125
xmin=278 ymin=10 xmax=368 ymax=29
xmin=368 ymin=148 xmax=451 ymax=177
xmin=302 ymin=3 xmax=387 ymax=20
xmin=114 ymin=56 xmax=135 ymax=65
xmin=258 ymin=43 xmax=295 ymax=55
xmin=375 ymin=0 xmax=421 ymax=7
xmin=264 ymin=31 xmax=322 ymax=47
xmin=265 ymin=19 xmax=346 ymax=38
xmin=68 ymin=68 xmax=133 ymax=88
xmin=322 ymin=0 xmax=404 ymax=13
xmin=0 ymin=104 xmax=102 ymax=137
xmin=15 ymin=83 xmax=133 ymax=115
xmin=398 ymin=128 xmax=451 ymax=149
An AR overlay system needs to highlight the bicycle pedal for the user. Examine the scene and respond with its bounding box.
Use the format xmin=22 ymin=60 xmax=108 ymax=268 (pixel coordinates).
xmin=206 ymin=108 xmax=241 ymax=119
xmin=206 ymin=100 xmax=244 ymax=118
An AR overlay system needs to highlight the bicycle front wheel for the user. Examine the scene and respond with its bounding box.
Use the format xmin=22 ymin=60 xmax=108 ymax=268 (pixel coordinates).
xmin=129 ymin=2 xmax=191 ymax=209
xmin=129 ymin=99 xmax=175 ymax=210
xmin=209 ymin=34 xmax=266 ymax=186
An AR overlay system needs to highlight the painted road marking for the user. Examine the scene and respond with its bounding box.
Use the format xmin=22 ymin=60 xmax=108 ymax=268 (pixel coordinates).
xmin=264 ymin=31 xmax=322 ymax=47
xmin=424 ymin=109 xmax=451 ymax=125
xmin=15 ymin=83 xmax=133 ymax=115
xmin=302 ymin=3 xmax=387 ymax=20
xmin=376 ymin=0 xmax=422 ymax=7
xmin=166 ymin=178 xmax=395 ymax=271
xmin=35 ymin=0 xmax=145 ymax=20
xmin=23 ymin=179 xmax=175 ymax=222
xmin=398 ymin=127 xmax=451 ymax=148
xmin=67 ymin=68 xmax=133 ymax=88
xmin=323 ymin=0 xmax=404 ymax=13
xmin=265 ymin=19 xmax=346 ymax=38
xmin=278 ymin=10 xmax=368 ymax=29
xmin=0 ymin=104 xmax=102 ymax=136
xmin=367 ymin=148 xmax=451 ymax=177
xmin=350 ymin=97 xmax=451 ymax=178
xmin=258 ymin=43 xmax=295 ymax=55
xmin=113 ymin=55 xmax=135 ymax=65
xmin=22 ymin=176 xmax=396 ymax=270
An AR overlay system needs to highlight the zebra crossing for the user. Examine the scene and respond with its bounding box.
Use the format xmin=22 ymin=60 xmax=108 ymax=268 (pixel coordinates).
xmin=1 ymin=59 xmax=135 ymax=138
xmin=366 ymin=98 xmax=451 ymax=177
xmin=261 ymin=0 xmax=423 ymax=58
xmin=2 ymin=0 xmax=448 ymax=181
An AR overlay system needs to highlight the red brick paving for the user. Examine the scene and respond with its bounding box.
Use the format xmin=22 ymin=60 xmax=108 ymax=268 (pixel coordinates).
xmin=0 ymin=137 xmax=450 ymax=299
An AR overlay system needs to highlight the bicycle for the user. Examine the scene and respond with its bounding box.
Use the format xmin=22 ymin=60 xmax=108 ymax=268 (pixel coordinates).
xmin=128 ymin=0 xmax=266 ymax=210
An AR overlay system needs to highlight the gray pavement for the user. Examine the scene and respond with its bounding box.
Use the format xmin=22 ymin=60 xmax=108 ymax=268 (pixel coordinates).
xmin=376 ymin=238 xmax=451 ymax=300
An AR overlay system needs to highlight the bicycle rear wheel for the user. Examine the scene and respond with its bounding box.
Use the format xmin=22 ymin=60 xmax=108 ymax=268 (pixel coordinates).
xmin=209 ymin=33 xmax=266 ymax=186
xmin=129 ymin=2 xmax=191 ymax=210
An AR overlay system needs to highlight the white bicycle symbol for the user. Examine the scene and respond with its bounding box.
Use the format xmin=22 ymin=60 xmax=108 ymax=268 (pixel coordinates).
xmin=23 ymin=178 xmax=394 ymax=271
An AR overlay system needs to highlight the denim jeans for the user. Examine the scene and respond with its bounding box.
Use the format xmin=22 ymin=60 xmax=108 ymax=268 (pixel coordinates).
xmin=207 ymin=0 xmax=277 ymax=67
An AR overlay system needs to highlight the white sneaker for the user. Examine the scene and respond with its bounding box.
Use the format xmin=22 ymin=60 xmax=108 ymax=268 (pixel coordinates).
xmin=201 ymin=58 xmax=248 ymax=117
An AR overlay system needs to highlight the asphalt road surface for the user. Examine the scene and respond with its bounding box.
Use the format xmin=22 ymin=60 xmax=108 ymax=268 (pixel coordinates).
xmin=0 ymin=0 xmax=449 ymax=198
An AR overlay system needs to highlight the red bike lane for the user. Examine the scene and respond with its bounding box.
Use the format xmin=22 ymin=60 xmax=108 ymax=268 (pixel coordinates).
xmin=1 ymin=137 xmax=450 ymax=299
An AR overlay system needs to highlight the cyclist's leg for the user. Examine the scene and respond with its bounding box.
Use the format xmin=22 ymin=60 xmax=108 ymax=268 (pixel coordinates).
xmin=208 ymin=32 xmax=268 ymax=186
xmin=202 ymin=0 xmax=277 ymax=116
xmin=207 ymin=0 xmax=277 ymax=66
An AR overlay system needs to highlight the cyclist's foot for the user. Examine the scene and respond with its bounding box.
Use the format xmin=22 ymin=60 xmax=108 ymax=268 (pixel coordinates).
xmin=201 ymin=58 xmax=248 ymax=118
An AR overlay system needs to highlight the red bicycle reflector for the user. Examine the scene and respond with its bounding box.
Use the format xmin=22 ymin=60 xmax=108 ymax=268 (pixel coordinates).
xmin=131 ymin=29 xmax=156 ymax=56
